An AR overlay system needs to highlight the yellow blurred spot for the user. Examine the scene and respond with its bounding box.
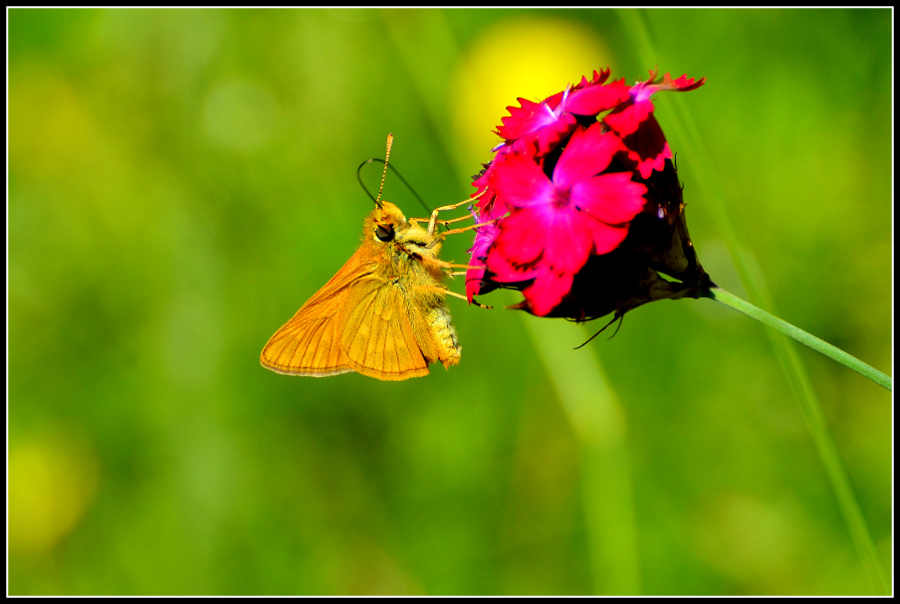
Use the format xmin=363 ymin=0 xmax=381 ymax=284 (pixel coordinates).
xmin=8 ymin=66 xmax=153 ymax=237
xmin=8 ymin=68 xmax=94 ymax=178
xmin=9 ymin=429 xmax=100 ymax=555
xmin=450 ymin=17 xmax=613 ymax=166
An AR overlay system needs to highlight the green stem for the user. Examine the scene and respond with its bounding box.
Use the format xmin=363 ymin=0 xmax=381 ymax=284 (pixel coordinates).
xmin=705 ymin=286 xmax=891 ymax=391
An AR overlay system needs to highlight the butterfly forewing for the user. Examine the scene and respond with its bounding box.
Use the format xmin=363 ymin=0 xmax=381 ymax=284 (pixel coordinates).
xmin=260 ymin=247 xmax=377 ymax=376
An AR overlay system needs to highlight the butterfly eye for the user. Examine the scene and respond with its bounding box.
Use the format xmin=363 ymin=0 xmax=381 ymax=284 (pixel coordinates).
xmin=375 ymin=224 xmax=395 ymax=242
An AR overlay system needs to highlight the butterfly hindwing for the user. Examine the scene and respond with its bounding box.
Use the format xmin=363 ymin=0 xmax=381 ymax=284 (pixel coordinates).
xmin=340 ymin=278 xmax=431 ymax=380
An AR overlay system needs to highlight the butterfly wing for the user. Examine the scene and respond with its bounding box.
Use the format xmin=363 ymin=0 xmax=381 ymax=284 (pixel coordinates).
xmin=340 ymin=281 xmax=431 ymax=381
xmin=260 ymin=246 xmax=375 ymax=376
xmin=260 ymin=245 xmax=431 ymax=380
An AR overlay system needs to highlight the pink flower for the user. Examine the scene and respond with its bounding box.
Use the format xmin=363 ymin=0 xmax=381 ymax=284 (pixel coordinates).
xmin=486 ymin=123 xmax=647 ymax=315
xmin=466 ymin=68 xmax=708 ymax=320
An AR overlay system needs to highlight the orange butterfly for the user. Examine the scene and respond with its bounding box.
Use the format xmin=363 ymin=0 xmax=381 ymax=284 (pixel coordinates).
xmin=260 ymin=135 xmax=486 ymax=381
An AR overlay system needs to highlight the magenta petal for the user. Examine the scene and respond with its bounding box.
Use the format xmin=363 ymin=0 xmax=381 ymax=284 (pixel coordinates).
xmin=566 ymin=78 xmax=631 ymax=115
xmin=604 ymin=98 xmax=654 ymax=138
xmin=465 ymin=265 xmax=486 ymax=301
xmin=666 ymin=73 xmax=706 ymax=92
xmin=572 ymin=68 xmax=611 ymax=91
xmin=570 ymin=172 xmax=647 ymax=225
xmin=586 ymin=220 xmax=630 ymax=255
xmin=523 ymin=270 xmax=574 ymax=316
xmin=620 ymin=115 xmax=671 ymax=179
xmin=622 ymin=113 xmax=667 ymax=158
xmin=497 ymin=98 xmax=556 ymax=140
xmin=492 ymin=153 xmax=556 ymax=209
xmin=491 ymin=209 xmax=547 ymax=266
xmin=529 ymin=112 xmax=578 ymax=156
xmin=485 ymin=243 xmax=542 ymax=283
xmin=467 ymin=220 xmax=498 ymax=262
xmin=465 ymin=215 xmax=499 ymax=302
xmin=505 ymin=111 xmax=577 ymax=158
xmin=552 ymin=124 xmax=620 ymax=189
xmin=496 ymin=91 xmax=578 ymax=151
xmin=542 ymin=209 xmax=593 ymax=274
xmin=642 ymin=72 xmax=707 ymax=96
xmin=632 ymin=144 xmax=671 ymax=179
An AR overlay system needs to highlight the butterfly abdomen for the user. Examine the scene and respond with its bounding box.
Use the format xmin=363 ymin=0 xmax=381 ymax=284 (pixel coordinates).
xmin=425 ymin=302 xmax=460 ymax=368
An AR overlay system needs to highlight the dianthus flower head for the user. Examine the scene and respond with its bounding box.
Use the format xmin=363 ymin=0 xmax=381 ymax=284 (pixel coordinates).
xmin=466 ymin=68 xmax=712 ymax=322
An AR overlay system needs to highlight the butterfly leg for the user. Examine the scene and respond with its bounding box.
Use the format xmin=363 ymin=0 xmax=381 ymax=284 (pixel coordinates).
xmin=426 ymin=199 xmax=473 ymax=235
xmin=430 ymin=213 xmax=474 ymax=227
xmin=422 ymin=190 xmax=486 ymax=235
xmin=410 ymin=190 xmax=487 ymax=232
xmin=425 ymin=257 xmax=484 ymax=271
xmin=439 ymin=220 xmax=495 ymax=237
xmin=413 ymin=212 xmax=474 ymax=227
xmin=444 ymin=289 xmax=493 ymax=309
xmin=409 ymin=199 xmax=470 ymax=233
xmin=415 ymin=284 xmax=493 ymax=309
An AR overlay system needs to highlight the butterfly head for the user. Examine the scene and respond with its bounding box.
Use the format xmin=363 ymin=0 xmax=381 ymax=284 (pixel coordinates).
xmin=365 ymin=201 xmax=439 ymax=259
xmin=367 ymin=201 xmax=408 ymax=244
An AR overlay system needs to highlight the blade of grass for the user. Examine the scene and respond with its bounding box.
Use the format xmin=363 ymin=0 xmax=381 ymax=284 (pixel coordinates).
xmin=524 ymin=316 xmax=642 ymax=595
xmin=617 ymin=9 xmax=888 ymax=594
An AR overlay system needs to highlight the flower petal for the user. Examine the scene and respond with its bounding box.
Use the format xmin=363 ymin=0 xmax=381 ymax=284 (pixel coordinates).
xmin=491 ymin=152 xmax=556 ymax=209
xmin=496 ymin=97 xmax=557 ymax=141
xmin=485 ymin=241 xmax=542 ymax=283
xmin=566 ymin=77 xmax=631 ymax=115
xmin=605 ymin=71 xmax=706 ymax=139
xmin=603 ymin=97 xmax=654 ymax=138
xmin=551 ymin=124 xmax=620 ymax=190
xmin=542 ymin=208 xmax=594 ymax=274
xmin=465 ymin=265 xmax=486 ymax=301
xmin=471 ymin=160 xmax=511 ymax=219
xmin=570 ymin=172 xmax=647 ymax=225
xmin=496 ymin=94 xmax=578 ymax=157
xmin=489 ymin=208 xmax=548 ymax=266
xmin=619 ymin=115 xmax=671 ymax=179
xmin=586 ymin=220 xmax=631 ymax=256
xmin=639 ymin=71 xmax=707 ymax=98
xmin=517 ymin=112 xmax=577 ymax=156
xmin=523 ymin=270 xmax=575 ymax=316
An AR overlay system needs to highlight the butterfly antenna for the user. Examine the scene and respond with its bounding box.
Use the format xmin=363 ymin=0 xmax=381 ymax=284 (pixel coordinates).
xmin=356 ymin=152 xmax=431 ymax=215
xmin=357 ymin=159 xmax=380 ymax=204
xmin=373 ymin=133 xmax=393 ymax=208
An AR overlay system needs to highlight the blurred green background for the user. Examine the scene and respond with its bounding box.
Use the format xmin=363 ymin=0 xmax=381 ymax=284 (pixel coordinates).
xmin=8 ymin=8 xmax=892 ymax=595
